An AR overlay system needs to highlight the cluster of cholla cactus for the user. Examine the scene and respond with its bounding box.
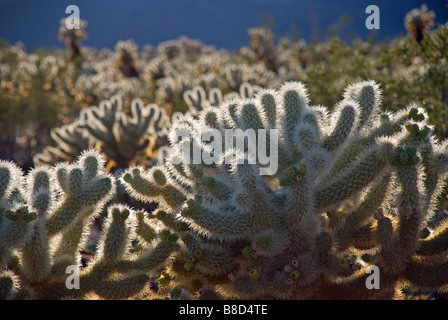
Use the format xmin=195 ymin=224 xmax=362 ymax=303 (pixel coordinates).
xmin=0 ymin=150 xmax=179 ymax=299
xmin=1 ymin=4 xmax=447 ymax=300
xmin=34 ymin=95 xmax=171 ymax=170
xmin=122 ymin=81 xmax=448 ymax=299
xmin=181 ymin=82 xmax=261 ymax=117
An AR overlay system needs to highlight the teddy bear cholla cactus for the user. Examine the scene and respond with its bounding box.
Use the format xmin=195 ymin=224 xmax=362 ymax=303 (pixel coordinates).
xmin=122 ymin=80 xmax=448 ymax=299
xmin=0 ymin=150 xmax=114 ymax=298
xmin=0 ymin=150 xmax=179 ymax=299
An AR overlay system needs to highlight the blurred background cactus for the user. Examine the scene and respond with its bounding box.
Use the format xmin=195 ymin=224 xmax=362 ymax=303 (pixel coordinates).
xmin=58 ymin=18 xmax=88 ymax=60
xmin=33 ymin=95 xmax=171 ymax=171
xmin=115 ymin=40 xmax=140 ymax=78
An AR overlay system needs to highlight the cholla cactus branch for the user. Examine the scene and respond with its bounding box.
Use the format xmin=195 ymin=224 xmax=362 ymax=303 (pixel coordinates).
xmin=0 ymin=150 xmax=181 ymax=299
xmin=123 ymin=80 xmax=448 ymax=299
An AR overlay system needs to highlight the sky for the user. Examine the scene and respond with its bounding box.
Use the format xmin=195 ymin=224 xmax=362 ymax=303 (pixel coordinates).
xmin=0 ymin=0 xmax=447 ymax=51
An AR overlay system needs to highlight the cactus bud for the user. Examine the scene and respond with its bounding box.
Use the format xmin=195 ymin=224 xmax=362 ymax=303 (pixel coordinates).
xmin=391 ymin=146 xmax=419 ymax=166
xmin=183 ymin=260 xmax=195 ymax=271
xmin=254 ymin=234 xmax=265 ymax=245
xmin=288 ymin=169 xmax=296 ymax=177
xmin=249 ymin=269 xmax=260 ymax=281
xmin=296 ymin=165 xmax=306 ymax=176
xmin=281 ymin=164 xmax=307 ymax=186
xmin=289 ymin=270 xmax=300 ymax=280
xmin=251 ymin=251 xmax=260 ymax=260
xmin=194 ymin=249 xmax=204 ymax=260
xmin=279 ymin=177 xmax=290 ymax=186
xmin=158 ymin=273 xmax=171 ymax=287
xmin=242 ymin=246 xmax=254 ymax=260
xmin=338 ymin=257 xmax=350 ymax=269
